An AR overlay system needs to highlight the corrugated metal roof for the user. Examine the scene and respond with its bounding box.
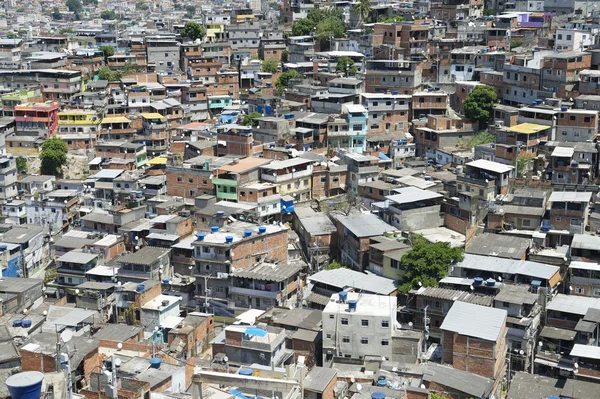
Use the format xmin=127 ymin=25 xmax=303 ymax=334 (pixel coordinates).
xmin=546 ymin=294 xmax=600 ymax=316
xmin=308 ymin=268 xmax=398 ymax=295
xmin=233 ymin=262 xmax=301 ymax=282
xmin=336 ymin=213 xmax=394 ymax=238
xmin=571 ymin=234 xmax=600 ymax=250
xmin=440 ymin=301 xmax=507 ymax=341
xmin=570 ymin=344 xmax=600 ymax=360
xmin=467 ymin=159 xmax=514 ymax=174
xmin=117 ymin=246 xmax=170 ymax=265
xmin=548 ymin=191 xmax=592 ymax=203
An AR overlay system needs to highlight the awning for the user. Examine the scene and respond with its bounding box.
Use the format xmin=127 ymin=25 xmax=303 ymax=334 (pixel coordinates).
xmin=306 ymin=291 xmax=330 ymax=306
xmin=505 ymin=123 xmax=550 ymax=135
xmin=146 ymin=157 xmax=168 ymax=165
xmin=89 ymin=157 xmax=102 ymax=165
xmin=379 ymin=152 xmax=390 ymax=160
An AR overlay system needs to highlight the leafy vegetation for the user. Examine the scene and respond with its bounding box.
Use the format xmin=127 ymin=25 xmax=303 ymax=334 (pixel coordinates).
xmin=135 ymin=1 xmax=149 ymax=10
xmin=336 ymin=56 xmax=357 ymax=75
xmin=242 ymin=112 xmax=263 ymax=127
xmin=262 ymin=60 xmax=279 ymax=74
xmin=398 ymin=234 xmax=464 ymax=294
xmin=514 ymin=152 xmax=534 ymax=178
xmin=509 ymin=40 xmax=523 ymax=50
xmin=378 ymin=15 xmax=405 ymax=23
xmin=464 ymin=85 xmax=497 ymax=126
xmin=292 ymin=8 xmax=346 ymax=45
xmin=281 ymin=49 xmax=289 ymax=63
xmin=97 ymin=66 xmax=121 ymax=81
xmin=180 ymin=21 xmax=205 ymax=41
xmin=353 ymin=0 xmax=371 ymax=27
xmin=66 ymin=0 xmax=83 ymax=14
xmin=52 ymin=7 xmax=62 ymax=20
xmin=40 ymin=137 xmax=68 ymax=177
xmin=185 ymin=5 xmax=196 ymax=18
xmin=275 ymin=70 xmax=302 ymax=90
xmin=16 ymin=156 xmax=27 ymax=173
xmin=44 ymin=268 xmax=57 ymax=284
xmin=99 ymin=45 xmax=114 ymax=61
xmin=100 ymin=10 xmax=117 ymax=20
xmin=457 ymin=130 xmax=496 ymax=150
xmin=483 ymin=8 xmax=494 ymax=16
xmin=325 ymin=260 xmax=347 ymax=270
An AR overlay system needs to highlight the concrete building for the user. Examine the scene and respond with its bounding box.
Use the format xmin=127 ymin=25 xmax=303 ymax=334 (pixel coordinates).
xmin=322 ymin=292 xmax=397 ymax=364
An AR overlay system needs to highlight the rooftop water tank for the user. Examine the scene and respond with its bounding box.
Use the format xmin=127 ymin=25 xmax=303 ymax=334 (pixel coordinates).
xmin=561 ymin=105 xmax=568 ymax=112
xmin=21 ymin=320 xmax=32 ymax=328
xmin=149 ymin=357 xmax=162 ymax=369
xmin=211 ymin=226 xmax=219 ymax=233
xmin=371 ymin=392 xmax=386 ymax=399
xmin=377 ymin=376 xmax=387 ymax=387
xmin=348 ymin=299 xmax=357 ymax=311
xmin=473 ymin=277 xmax=484 ymax=285
xmin=196 ymin=233 xmax=205 ymax=241
xmin=136 ymin=284 xmax=145 ymax=293
xmin=13 ymin=320 xmax=22 ymax=328
xmin=225 ymin=235 xmax=234 ymax=243
xmin=0 ymin=244 xmax=8 ymax=251
xmin=258 ymin=226 xmax=267 ymax=234
xmin=339 ymin=291 xmax=348 ymax=302
xmin=244 ymin=230 xmax=252 ymax=237
xmin=216 ymin=211 xmax=225 ymax=218
xmin=6 ymin=371 xmax=44 ymax=399
xmin=239 ymin=368 xmax=253 ymax=376
xmin=486 ymin=278 xmax=496 ymax=287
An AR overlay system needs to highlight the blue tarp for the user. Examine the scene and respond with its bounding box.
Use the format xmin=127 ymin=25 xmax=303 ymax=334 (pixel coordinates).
xmin=378 ymin=152 xmax=390 ymax=160
xmin=245 ymin=327 xmax=267 ymax=337
xmin=531 ymin=280 xmax=542 ymax=287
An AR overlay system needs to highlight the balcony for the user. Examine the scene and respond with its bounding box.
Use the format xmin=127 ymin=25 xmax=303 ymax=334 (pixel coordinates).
xmin=261 ymin=168 xmax=311 ymax=183
xmin=213 ymin=178 xmax=238 ymax=187
xmin=230 ymin=286 xmax=279 ymax=299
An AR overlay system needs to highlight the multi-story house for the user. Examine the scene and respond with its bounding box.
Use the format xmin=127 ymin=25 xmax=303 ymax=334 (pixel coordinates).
xmin=364 ymin=60 xmax=423 ymax=95
xmin=212 ymin=324 xmax=287 ymax=367
xmin=230 ymin=261 xmax=302 ymax=309
xmin=379 ymin=186 xmax=444 ymax=231
xmin=260 ymin=157 xmax=313 ymax=202
xmin=1 ymin=90 xmax=43 ymax=117
xmin=0 ymin=155 xmax=17 ymax=200
xmin=57 ymin=110 xmax=100 ymax=139
xmin=0 ymin=69 xmax=83 ymax=102
xmin=547 ymin=191 xmax=592 ymax=244
xmin=322 ymin=292 xmax=397 ymax=364
xmin=288 ymin=36 xmax=315 ymax=63
xmin=460 ymin=159 xmax=514 ymax=197
xmin=412 ymin=90 xmax=448 ymax=120
xmin=237 ymin=182 xmax=281 ymax=221
xmin=138 ymin=113 xmax=168 ymax=156
xmin=14 ymin=101 xmax=59 ymax=136
xmin=100 ymin=116 xmax=137 ymax=142
xmin=554 ymin=28 xmax=596 ymax=51
xmin=95 ymin=142 xmax=147 ymax=170
xmin=25 ymin=189 xmax=79 ymax=232
xmin=556 ymin=108 xmax=599 ymax=142
xmin=146 ymin=36 xmax=180 ymax=72
xmin=326 ymin=104 xmax=368 ymax=154
xmin=414 ymin=114 xmax=475 ymax=157
xmin=56 ymin=251 xmax=99 ymax=287
xmin=192 ymin=222 xmax=288 ymax=308
xmin=360 ymin=93 xmax=411 ymax=134
xmin=213 ymin=157 xmax=271 ymax=202
xmin=116 ymin=246 xmax=172 ymax=283
xmin=547 ymin=142 xmax=597 ymax=185
xmin=542 ymin=52 xmax=591 ymax=99
xmin=367 ymin=236 xmax=410 ymax=280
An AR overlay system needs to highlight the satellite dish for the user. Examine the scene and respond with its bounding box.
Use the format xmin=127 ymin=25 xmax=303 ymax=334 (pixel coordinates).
xmin=117 ymin=342 xmax=123 ymax=350
xmin=356 ymin=384 xmax=362 ymax=392
xmin=351 ymin=377 xmax=355 ymax=383
xmin=114 ymin=358 xmax=122 ymax=367
xmin=223 ymin=356 xmax=229 ymax=363
xmin=408 ymin=322 xmax=413 ymax=328
xmin=60 ymin=328 xmax=73 ymax=343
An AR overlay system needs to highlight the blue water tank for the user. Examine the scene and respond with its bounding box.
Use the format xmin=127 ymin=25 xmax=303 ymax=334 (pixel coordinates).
xmin=486 ymin=278 xmax=496 ymax=287
xmin=265 ymin=105 xmax=272 ymax=115
xmin=339 ymin=291 xmax=348 ymax=302
xmin=216 ymin=211 xmax=225 ymax=218
xmin=0 ymin=244 xmax=8 ymax=251
xmin=6 ymin=371 xmax=44 ymax=399
xmin=377 ymin=376 xmax=387 ymax=387
xmin=258 ymin=226 xmax=267 ymax=234
xmin=348 ymin=299 xmax=357 ymax=311
xmin=136 ymin=284 xmax=145 ymax=293
xmin=149 ymin=357 xmax=162 ymax=369
xmin=211 ymin=226 xmax=219 ymax=233
xmin=13 ymin=320 xmax=22 ymax=327
xmin=244 ymin=230 xmax=252 ymax=237
xmin=561 ymin=105 xmax=568 ymax=112
xmin=225 ymin=235 xmax=234 ymax=243
xmin=136 ymin=191 xmax=143 ymax=198
xmin=473 ymin=277 xmax=484 ymax=285
xmin=392 ymin=90 xmax=399 ymax=95
xmin=21 ymin=320 xmax=32 ymax=328
xmin=239 ymin=368 xmax=253 ymax=376
xmin=371 ymin=392 xmax=386 ymax=399
xmin=196 ymin=233 xmax=205 ymax=241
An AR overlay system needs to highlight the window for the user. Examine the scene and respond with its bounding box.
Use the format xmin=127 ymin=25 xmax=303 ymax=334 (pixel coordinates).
xmin=567 ymin=35 xmax=572 ymax=40
xmin=188 ymin=178 xmax=194 ymax=183
xmin=558 ymin=34 xmax=563 ymax=40
xmin=326 ymin=333 xmax=332 ymax=339
xmin=329 ymin=314 xmax=334 ymax=319
xmin=575 ymin=286 xmax=584 ymax=294
xmin=360 ymin=338 xmax=368 ymax=344
xmin=343 ymin=336 xmax=350 ymax=343
xmin=320 ymin=177 xmax=326 ymax=183
xmin=381 ymin=320 xmax=389 ymax=328
xmin=522 ymin=219 xmax=531 ymax=227
xmin=177 ymin=177 xmax=183 ymax=182
xmin=594 ymin=289 xmax=600 ymax=297
xmin=503 ymin=301 xmax=510 ymax=307
xmin=361 ymin=320 xmax=369 ymax=327
xmin=352 ymin=124 xmax=362 ymax=131
xmin=381 ymin=339 xmax=389 ymax=346
xmin=341 ymin=318 xmax=348 ymax=325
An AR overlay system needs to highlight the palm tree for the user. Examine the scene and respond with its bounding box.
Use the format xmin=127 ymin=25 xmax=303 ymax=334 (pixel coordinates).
xmin=353 ymin=0 xmax=371 ymax=28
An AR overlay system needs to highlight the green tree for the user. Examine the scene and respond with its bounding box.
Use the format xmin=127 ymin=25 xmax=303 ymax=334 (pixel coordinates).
xmin=122 ymin=61 xmax=140 ymax=74
xmin=44 ymin=268 xmax=57 ymax=284
xmin=242 ymin=112 xmax=263 ymax=126
xmin=483 ymin=7 xmax=494 ymax=16
xmin=59 ymin=28 xmax=74 ymax=34
xmin=52 ymin=7 xmax=62 ymax=20
xmin=398 ymin=234 xmax=464 ymax=294
xmin=514 ymin=152 xmax=533 ymax=178
xmin=325 ymin=260 xmax=347 ymax=270
xmin=40 ymin=137 xmax=68 ymax=177
xmin=180 ymin=21 xmax=205 ymax=41
xmin=281 ymin=49 xmax=289 ymax=63
xmin=66 ymin=0 xmax=83 ymax=13
xmin=6 ymin=32 xmax=16 ymax=39
xmin=135 ymin=1 xmax=148 ymax=10
xmin=336 ymin=56 xmax=357 ymax=75
xmin=99 ymin=45 xmax=114 ymax=62
xmin=276 ymin=70 xmax=302 ymax=90
xmin=292 ymin=18 xmax=314 ymax=36
xmin=16 ymin=156 xmax=27 ymax=173
xmin=97 ymin=66 xmax=121 ymax=81
xmin=315 ymin=15 xmax=345 ymax=45
xmin=353 ymin=0 xmax=371 ymax=27
xmin=100 ymin=10 xmax=116 ymax=20
xmin=262 ymin=60 xmax=279 ymax=73
xmin=463 ymin=85 xmax=497 ymax=126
